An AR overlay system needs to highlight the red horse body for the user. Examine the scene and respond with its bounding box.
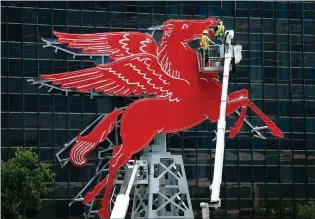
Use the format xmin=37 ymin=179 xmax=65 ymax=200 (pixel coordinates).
xmin=41 ymin=18 xmax=283 ymax=218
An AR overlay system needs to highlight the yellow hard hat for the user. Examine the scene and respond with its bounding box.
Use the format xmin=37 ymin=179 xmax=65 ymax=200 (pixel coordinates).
xmin=202 ymin=29 xmax=208 ymax=34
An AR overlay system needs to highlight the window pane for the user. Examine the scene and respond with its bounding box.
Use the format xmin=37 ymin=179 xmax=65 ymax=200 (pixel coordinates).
xmin=250 ymin=84 xmax=263 ymax=99
xmin=291 ymin=68 xmax=304 ymax=84
xmin=38 ymin=9 xmax=52 ymax=25
xmin=264 ymin=85 xmax=277 ymax=99
xmin=69 ymin=96 xmax=82 ymax=113
xmin=208 ymin=2 xmax=221 ymax=17
xmin=2 ymin=94 xmax=8 ymax=111
xmin=292 ymin=85 xmax=304 ymax=99
xmin=54 ymin=95 xmax=68 ymax=112
xmin=292 ymin=101 xmax=304 ymax=117
xmin=305 ymin=101 xmax=315 ymax=117
xmin=279 ymin=118 xmax=291 ymax=132
xmin=295 ymin=184 xmax=307 ymax=198
xmin=276 ymin=19 xmax=288 ymax=34
xmin=25 ymin=113 xmax=38 ymax=128
xmin=291 ymin=53 xmax=303 ymax=67
xmin=95 ymin=11 xmax=110 ymax=27
xmin=9 ymin=94 xmax=23 ymax=111
xmin=25 ymin=130 xmax=39 ymax=147
xmin=236 ymin=33 xmax=248 ymax=50
xmin=8 ymin=24 xmax=22 ymax=41
xmin=294 ymin=167 xmax=307 ymax=183
xmin=305 ymin=53 xmax=315 ymax=68
xmin=249 ymin=2 xmax=262 ymax=17
xmin=235 ymin=18 xmax=248 ymax=33
xmin=39 ymin=113 xmax=53 ymax=129
xmin=139 ymin=1 xmax=152 ymax=13
xmin=69 ymin=114 xmax=82 ymax=130
xmin=263 ymin=2 xmax=275 ymax=18
xmin=226 ymin=166 xmax=238 ymax=182
xmin=264 ymin=67 xmax=277 ymax=83
xmin=277 ymin=35 xmax=289 ymax=51
xmin=40 ymin=130 xmax=53 ymax=148
xmin=139 ymin=13 xmax=152 ymax=29
xmin=267 ymin=166 xmax=279 ymax=182
xmin=9 ymin=130 xmax=24 ymax=147
xmin=68 ymin=10 xmax=81 ymax=26
xmin=277 ymin=52 xmax=289 ymax=67
xmin=53 ymin=9 xmax=66 ymax=25
xmin=23 ymin=25 xmax=38 ymax=42
xmin=264 ymin=34 xmax=275 ymax=51
xmin=240 ymin=166 xmax=252 ymax=182
xmin=304 ymin=20 xmax=315 ymax=35
xmin=82 ymin=11 xmax=95 ymax=26
xmin=8 ymin=78 xmax=23 ymax=93
xmin=249 ymin=19 xmax=262 ymax=33
xmin=291 ymin=35 xmax=303 ymax=52
xmin=278 ymin=85 xmax=290 ymax=99
xmin=8 ymin=7 xmax=22 ymax=23
xmin=54 ymin=114 xmax=68 ymax=129
xmin=250 ymin=66 xmax=262 ymax=83
xmin=306 ymin=119 xmax=315 ymax=133
xmin=253 ymin=166 xmax=266 ymax=182
xmin=222 ymin=1 xmax=235 ymax=17
xmin=308 ymin=166 xmax=315 ymax=183
xmin=277 ymin=3 xmax=289 ymax=18
xmin=236 ymin=2 xmax=248 ymax=17
xmin=24 ymin=95 xmax=38 ymax=112
xmin=23 ymin=8 xmax=37 ymax=24
xmin=125 ymin=13 xmax=138 ymax=29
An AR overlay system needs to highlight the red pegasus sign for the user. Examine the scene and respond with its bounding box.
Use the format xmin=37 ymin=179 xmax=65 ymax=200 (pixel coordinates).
xmin=41 ymin=18 xmax=283 ymax=219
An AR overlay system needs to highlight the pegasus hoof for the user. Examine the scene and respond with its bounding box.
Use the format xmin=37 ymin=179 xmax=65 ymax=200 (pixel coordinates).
xmin=83 ymin=192 xmax=94 ymax=204
xmin=229 ymin=128 xmax=238 ymax=138
xmin=98 ymin=208 xmax=109 ymax=219
xmin=271 ymin=127 xmax=284 ymax=138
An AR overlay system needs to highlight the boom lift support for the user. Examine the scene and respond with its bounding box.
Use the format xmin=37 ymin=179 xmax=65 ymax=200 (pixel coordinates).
xmin=199 ymin=30 xmax=256 ymax=219
xmin=32 ymin=27 xmax=270 ymax=219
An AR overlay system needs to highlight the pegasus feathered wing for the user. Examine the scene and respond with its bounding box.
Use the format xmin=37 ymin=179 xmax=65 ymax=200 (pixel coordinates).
xmin=53 ymin=31 xmax=158 ymax=60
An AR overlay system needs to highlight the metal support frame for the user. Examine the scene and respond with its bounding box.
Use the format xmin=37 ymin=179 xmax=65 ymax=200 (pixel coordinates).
xmin=139 ymin=134 xmax=194 ymax=219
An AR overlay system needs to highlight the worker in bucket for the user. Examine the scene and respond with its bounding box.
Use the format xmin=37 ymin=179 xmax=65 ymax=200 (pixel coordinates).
xmin=199 ymin=29 xmax=211 ymax=67
xmin=209 ymin=19 xmax=225 ymax=57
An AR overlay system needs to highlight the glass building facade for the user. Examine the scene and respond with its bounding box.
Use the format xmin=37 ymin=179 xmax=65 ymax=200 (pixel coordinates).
xmin=1 ymin=1 xmax=315 ymax=218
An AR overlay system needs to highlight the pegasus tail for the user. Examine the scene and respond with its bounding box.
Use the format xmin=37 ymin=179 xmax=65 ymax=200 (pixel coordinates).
xmin=69 ymin=109 xmax=123 ymax=167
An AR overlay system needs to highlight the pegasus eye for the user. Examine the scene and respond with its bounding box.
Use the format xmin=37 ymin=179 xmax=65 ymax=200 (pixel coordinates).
xmin=181 ymin=24 xmax=188 ymax=29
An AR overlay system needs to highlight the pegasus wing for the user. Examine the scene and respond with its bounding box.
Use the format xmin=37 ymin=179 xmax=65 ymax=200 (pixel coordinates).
xmin=53 ymin=31 xmax=158 ymax=60
xmin=40 ymin=54 xmax=182 ymax=101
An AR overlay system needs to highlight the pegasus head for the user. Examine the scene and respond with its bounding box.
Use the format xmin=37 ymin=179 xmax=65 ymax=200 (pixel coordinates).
xmin=161 ymin=18 xmax=217 ymax=42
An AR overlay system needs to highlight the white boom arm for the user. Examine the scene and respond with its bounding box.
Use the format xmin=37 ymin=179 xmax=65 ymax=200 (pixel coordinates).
xmin=201 ymin=30 xmax=241 ymax=219
xmin=110 ymin=162 xmax=139 ymax=219
xmin=210 ymin=30 xmax=235 ymax=206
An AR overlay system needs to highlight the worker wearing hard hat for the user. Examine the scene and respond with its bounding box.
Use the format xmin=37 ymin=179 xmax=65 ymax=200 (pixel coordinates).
xmin=209 ymin=19 xmax=225 ymax=57
xmin=199 ymin=29 xmax=211 ymax=67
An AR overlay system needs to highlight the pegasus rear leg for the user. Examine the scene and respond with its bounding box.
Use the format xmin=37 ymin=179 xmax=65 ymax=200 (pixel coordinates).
xmin=227 ymin=89 xmax=249 ymax=138
xmin=69 ymin=109 xmax=123 ymax=167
